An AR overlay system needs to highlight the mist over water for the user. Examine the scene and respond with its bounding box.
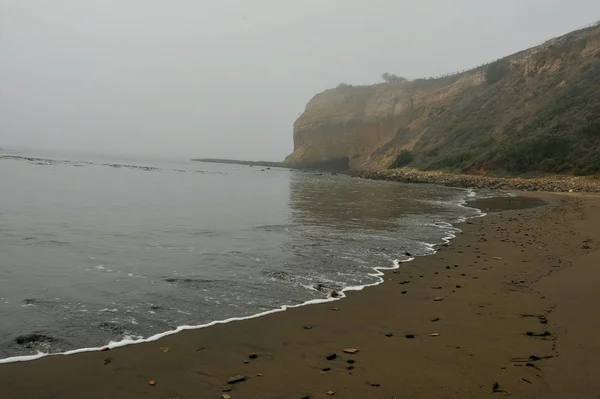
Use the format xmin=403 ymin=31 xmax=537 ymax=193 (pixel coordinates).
xmin=0 ymin=149 xmax=485 ymax=359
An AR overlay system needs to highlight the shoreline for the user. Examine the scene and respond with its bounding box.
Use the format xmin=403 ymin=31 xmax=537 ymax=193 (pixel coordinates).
xmin=360 ymin=168 xmax=600 ymax=192
xmin=2 ymin=192 xmax=599 ymax=398
xmin=0 ymin=188 xmax=484 ymax=365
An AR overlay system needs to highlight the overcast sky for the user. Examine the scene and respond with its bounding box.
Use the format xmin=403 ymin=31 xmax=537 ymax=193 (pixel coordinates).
xmin=1 ymin=1 xmax=599 ymax=160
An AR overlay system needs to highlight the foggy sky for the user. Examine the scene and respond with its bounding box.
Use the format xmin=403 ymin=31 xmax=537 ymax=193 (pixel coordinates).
xmin=1 ymin=1 xmax=599 ymax=160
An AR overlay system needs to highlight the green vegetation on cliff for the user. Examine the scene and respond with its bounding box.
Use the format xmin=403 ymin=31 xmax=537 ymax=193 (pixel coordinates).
xmin=408 ymin=29 xmax=600 ymax=175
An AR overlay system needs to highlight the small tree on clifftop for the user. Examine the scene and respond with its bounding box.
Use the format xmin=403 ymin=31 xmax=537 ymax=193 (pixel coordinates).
xmin=382 ymin=72 xmax=408 ymax=84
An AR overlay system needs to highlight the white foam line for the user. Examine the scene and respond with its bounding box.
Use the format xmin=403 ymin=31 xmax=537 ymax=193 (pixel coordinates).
xmin=0 ymin=191 xmax=492 ymax=365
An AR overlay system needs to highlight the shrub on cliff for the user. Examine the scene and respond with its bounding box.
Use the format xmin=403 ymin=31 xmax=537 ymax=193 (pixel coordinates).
xmin=390 ymin=150 xmax=414 ymax=168
xmin=485 ymin=59 xmax=509 ymax=84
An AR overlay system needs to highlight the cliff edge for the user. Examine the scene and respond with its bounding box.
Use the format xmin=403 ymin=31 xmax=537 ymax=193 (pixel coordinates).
xmin=285 ymin=24 xmax=600 ymax=175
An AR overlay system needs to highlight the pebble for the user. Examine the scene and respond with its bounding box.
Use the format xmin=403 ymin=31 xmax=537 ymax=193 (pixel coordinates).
xmin=431 ymin=317 xmax=440 ymax=322
xmin=249 ymin=352 xmax=258 ymax=359
xmin=385 ymin=332 xmax=394 ymax=337
xmin=345 ymin=364 xmax=354 ymax=370
xmin=327 ymin=391 xmax=335 ymax=396
xmin=148 ymin=380 xmax=156 ymax=386
xmin=322 ymin=367 xmax=331 ymax=372
xmin=256 ymin=373 xmax=263 ymax=377
xmin=401 ymin=290 xmax=407 ymax=294
xmin=434 ymin=297 xmax=443 ymax=301
xmin=405 ymin=334 xmax=415 ymax=339
xmin=222 ymin=394 xmax=232 ymax=399
xmin=343 ymin=348 xmax=359 ymax=354
xmin=326 ymin=353 xmax=337 ymax=360
xmin=456 ymin=285 xmax=462 ymax=288
xmin=347 ymin=359 xmax=355 ymax=364
xmin=227 ymin=375 xmax=246 ymax=384
xmin=222 ymin=386 xmax=232 ymax=392
xmin=332 ymin=308 xmax=340 ymax=311
xmin=100 ymin=347 xmax=110 ymax=352
xmin=431 ymin=286 xmax=442 ymax=289
xmin=430 ymin=333 xmax=439 ymax=337
xmin=300 ymin=396 xmax=310 ymax=399
xmin=370 ymin=383 xmax=381 ymax=387
xmin=303 ymin=325 xmax=313 ymax=330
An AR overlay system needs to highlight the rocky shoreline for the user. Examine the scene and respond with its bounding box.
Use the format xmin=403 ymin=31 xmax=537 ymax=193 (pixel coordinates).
xmin=360 ymin=168 xmax=600 ymax=192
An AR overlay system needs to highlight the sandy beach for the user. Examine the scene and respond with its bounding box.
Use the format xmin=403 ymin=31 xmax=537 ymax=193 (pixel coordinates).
xmin=1 ymin=192 xmax=599 ymax=399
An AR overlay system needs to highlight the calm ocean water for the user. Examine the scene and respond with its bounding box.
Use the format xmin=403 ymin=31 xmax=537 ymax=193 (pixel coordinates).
xmin=0 ymin=149 xmax=489 ymax=360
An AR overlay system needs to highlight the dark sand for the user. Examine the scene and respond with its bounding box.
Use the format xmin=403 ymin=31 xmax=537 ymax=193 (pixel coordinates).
xmin=2 ymin=193 xmax=600 ymax=399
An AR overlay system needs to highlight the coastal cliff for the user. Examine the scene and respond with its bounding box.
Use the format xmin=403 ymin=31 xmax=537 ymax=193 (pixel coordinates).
xmin=285 ymin=24 xmax=600 ymax=175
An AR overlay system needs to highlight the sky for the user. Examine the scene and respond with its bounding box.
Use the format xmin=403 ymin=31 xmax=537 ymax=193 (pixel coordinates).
xmin=1 ymin=1 xmax=599 ymax=161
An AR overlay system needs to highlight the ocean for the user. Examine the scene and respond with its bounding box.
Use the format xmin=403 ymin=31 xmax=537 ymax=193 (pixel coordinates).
xmin=0 ymin=149 xmax=490 ymax=361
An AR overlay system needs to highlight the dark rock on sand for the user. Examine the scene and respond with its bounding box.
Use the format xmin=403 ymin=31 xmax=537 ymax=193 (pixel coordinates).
xmin=326 ymin=353 xmax=337 ymax=360
xmin=385 ymin=332 xmax=394 ymax=337
xmin=405 ymin=334 xmax=415 ymax=339
xmin=347 ymin=359 xmax=355 ymax=364
xmin=249 ymin=352 xmax=258 ymax=359
xmin=303 ymin=325 xmax=313 ymax=330
xmin=227 ymin=375 xmax=246 ymax=384
xmin=431 ymin=317 xmax=440 ymax=322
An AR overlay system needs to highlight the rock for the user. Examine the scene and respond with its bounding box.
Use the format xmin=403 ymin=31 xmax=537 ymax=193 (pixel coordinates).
xmin=327 ymin=391 xmax=335 ymax=396
xmin=456 ymin=285 xmax=461 ymax=288
xmin=445 ymin=266 xmax=450 ymax=269
xmin=330 ymin=291 xmax=340 ymax=298
xmin=401 ymin=290 xmax=407 ymax=294
xmin=431 ymin=286 xmax=442 ymax=289
xmin=370 ymin=383 xmax=381 ymax=387
xmin=256 ymin=373 xmax=263 ymax=377
xmin=303 ymin=325 xmax=313 ymax=330
xmin=343 ymin=348 xmax=358 ymax=354
xmin=248 ymin=352 xmax=258 ymax=359
xmin=345 ymin=364 xmax=354 ymax=370
xmin=494 ymin=257 xmax=502 ymax=260
xmin=322 ymin=367 xmax=331 ymax=372
xmin=222 ymin=386 xmax=232 ymax=392
xmin=326 ymin=353 xmax=337 ymax=360
xmin=431 ymin=317 xmax=440 ymax=322
xmin=405 ymin=334 xmax=415 ymax=339
xmin=433 ymin=297 xmax=443 ymax=301
xmin=100 ymin=347 xmax=110 ymax=352
xmin=227 ymin=375 xmax=246 ymax=384
xmin=148 ymin=380 xmax=156 ymax=386
xmin=492 ymin=382 xmax=500 ymax=392
xmin=347 ymin=359 xmax=355 ymax=364
xmin=430 ymin=333 xmax=439 ymax=337
xmin=331 ymin=307 xmax=340 ymax=311
xmin=222 ymin=395 xmax=232 ymax=399
xmin=300 ymin=396 xmax=310 ymax=399
xmin=385 ymin=332 xmax=394 ymax=337
xmin=243 ymin=360 xmax=249 ymax=364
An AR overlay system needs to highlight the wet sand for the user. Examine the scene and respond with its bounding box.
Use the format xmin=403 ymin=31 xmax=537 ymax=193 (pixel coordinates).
xmin=1 ymin=192 xmax=600 ymax=398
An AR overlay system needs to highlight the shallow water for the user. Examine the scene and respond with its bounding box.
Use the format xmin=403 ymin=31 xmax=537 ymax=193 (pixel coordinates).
xmin=0 ymin=150 xmax=490 ymax=359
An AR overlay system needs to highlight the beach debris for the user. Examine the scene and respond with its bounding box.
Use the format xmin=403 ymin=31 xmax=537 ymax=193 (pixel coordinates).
xmin=433 ymin=297 xmax=443 ymax=301
xmin=227 ymin=375 xmax=246 ymax=384
xmin=385 ymin=332 xmax=394 ymax=337
xmin=148 ymin=380 xmax=156 ymax=386
xmin=100 ymin=347 xmax=110 ymax=352
xmin=303 ymin=325 xmax=313 ymax=330
xmin=222 ymin=385 xmax=232 ymax=392
xmin=160 ymin=347 xmax=169 ymax=353
xmin=327 ymin=391 xmax=335 ymax=396
xmin=343 ymin=348 xmax=358 ymax=354
xmin=431 ymin=286 xmax=442 ymax=289
xmin=405 ymin=334 xmax=415 ymax=339
xmin=431 ymin=317 xmax=440 ymax=322
xmin=332 ymin=307 xmax=340 ymax=311
xmin=492 ymin=382 xmax=500 ymax=392
xmin=196 ymin=346 xmax=206 ymax=352
xmin=103 ymin=357 xmax=112 ymax=365
xmin=248 ymin=352 xmax=258 ymax=359
xmin=326 ymin=353 xmax=337 ymax=360
xmin=429 ymin=333 xmax=439 ymax=337
xmin=525 ymin=331 xmax=552 ymax=337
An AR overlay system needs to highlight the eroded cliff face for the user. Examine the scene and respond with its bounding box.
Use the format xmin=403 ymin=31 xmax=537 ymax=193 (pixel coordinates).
xmin=285 ymin=24 xmax=600 ymax=173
